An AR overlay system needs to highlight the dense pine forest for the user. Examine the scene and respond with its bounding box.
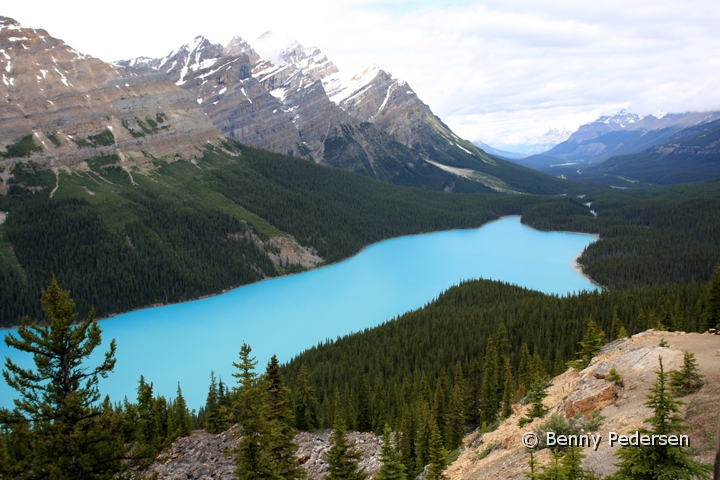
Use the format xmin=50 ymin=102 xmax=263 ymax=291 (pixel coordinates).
xmin=0 ymin=143 xmax=574 ymax=326
xmin=2 ymin=139 xmax=720 ymax=478
xmin=2 ymin=141 xmax=720 ymax=326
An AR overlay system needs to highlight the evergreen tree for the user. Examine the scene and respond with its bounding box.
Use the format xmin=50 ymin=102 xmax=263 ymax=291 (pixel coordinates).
xmin=617 ymin=325 xmax=628 ymax=340
xmin=326 ymin=417 xmax=367 ymax=480
xmin=355 ymin=370 xmax=372 ymax=432
xmin=376 ymin=424 xmax=407 ymax=480
xmin=433 ymin=371 xmax=449 ymax=445
xmin=705 ymin=262 xmax=720 ymax=330
xmin=467 ymin=359 xmax=482 ymax=425
xmin=154 ymin=395 xmax=170 ymax=443
xmin=398 ymin=407 xmax=415 ymax=475
xmin=233 ymin=343 xmax=272 ymax=479
xmin=134 ymin=375 xmax=160 ymax=463
xmin=568 ymin=319 xmax=606 ymax=371
xmin=668 ymin=351 xmax=704 ymax=396
xmin=559 ymin=447 xmax=599 ymax=480
xmin=426 ymin=422 xmax=448 ymax=480
xmin=479 ymin=337 xmax=500 ymax=426
xmin=610 ymin=308 xmax=626 ymax=341
xmin=495 ymin=323 xmax=511 ymax=389
xmin=610 ymin=357 xmax=712 ymax=479
xmin=205 ymin=371 xmax=223 ymax=433
xmin=519 ymin=380 xmax=548 ymax=427
xmin=530 ymin=352 xmax=546 ymax=381
xmin=501 ymin=359 xmax=515 ymax=420
xmin=525 ymin=449 xmax=539 ymax=480
xmin=293 ymin=364 xmax=319 ymax=431
xmin=414 ymin=403 xmax=432 ymax=474
xmin=446 ymin=363 xmax=466 ymax=450
xmin=373 ymin=377 xmax=387 ymax=434
xmin=217 ymin=378 xmax=233 ymax=430
xmin=263 ymin=355 xmax=305 ymax=479
xmin=172 ymin=383 xmax=191 ymax=439
xmin=517 ymin=343 xmax=533 ymax=397
xmin=606 ymin=367 xmax=623 ymax=385
xmin=0 ymin=279 xmax=128 ymax=479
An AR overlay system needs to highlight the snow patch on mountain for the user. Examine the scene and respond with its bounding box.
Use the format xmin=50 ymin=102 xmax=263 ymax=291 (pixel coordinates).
xmin=323 ymin=65 xmax=381 ymax=105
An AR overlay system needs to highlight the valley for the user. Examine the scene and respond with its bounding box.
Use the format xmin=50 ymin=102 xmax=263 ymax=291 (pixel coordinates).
xmin=1 ymin=11 xmax=719 ymax=480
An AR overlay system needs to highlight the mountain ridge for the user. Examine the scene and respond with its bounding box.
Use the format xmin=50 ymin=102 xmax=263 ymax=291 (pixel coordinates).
xmin=118 ymin=32 xmax=570 ymax=194
xmin=510 ymin=109 xmax=720 ymax=175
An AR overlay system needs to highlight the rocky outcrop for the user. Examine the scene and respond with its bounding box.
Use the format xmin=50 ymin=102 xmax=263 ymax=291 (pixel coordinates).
xmin=446 ymin=330 xmax=719 ymax=479
xmin=0 ymin=16 xmax=223 ymax=173
xmin=145 ymin=429 xmax=383 ymax=480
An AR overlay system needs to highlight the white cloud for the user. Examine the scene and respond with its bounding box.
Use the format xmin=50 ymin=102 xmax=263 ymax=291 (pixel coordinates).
xmin=5 ymin=0 xmax=720 ymax=148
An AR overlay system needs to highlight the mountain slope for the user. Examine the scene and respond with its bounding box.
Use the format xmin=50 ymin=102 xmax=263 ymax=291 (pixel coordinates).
xmin=514 ymin=110 xmax=720 ymax=174
xmin=591 ymin=118 xmax=720 ymax=184
xmin=0 ymin=16 xmax=224 ymax=175
xmin=120 ymin=34 xmax=571 ymax=195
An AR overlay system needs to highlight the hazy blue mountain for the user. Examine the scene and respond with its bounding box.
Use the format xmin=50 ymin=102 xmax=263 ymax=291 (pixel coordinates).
xmin=508 ymin=110 xmax=720 ymax=174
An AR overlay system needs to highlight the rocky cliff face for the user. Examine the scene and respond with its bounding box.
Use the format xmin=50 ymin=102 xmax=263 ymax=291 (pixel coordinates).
xmin=446 ymin=330 xmax=720 ymax=479
xmin=0 ymin=16 xmax=223 ymax=173
xmin=120 ymin=32 xmax=509 ymax=192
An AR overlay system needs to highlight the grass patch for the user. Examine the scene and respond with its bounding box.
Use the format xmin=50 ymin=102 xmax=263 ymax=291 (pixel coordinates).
xmin=2 ymin=135 xmax=42 ymax=158
xmin=446 ymin=448 xmax=462 ymax=464
xmin=473 ymin=443 xmax=496 ymax=462
xmin=45 ymin=133 xmax=62 ymax=148
xmin=86 ymin=155 xmax=120 ymax=171
xmin=121 ymin=119 xmax=145 ymax=138
xmin=87 ymin=130 xmax=115 ymax=147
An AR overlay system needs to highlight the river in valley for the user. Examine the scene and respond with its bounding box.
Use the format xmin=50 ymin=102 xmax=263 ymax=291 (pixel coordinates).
xmin=0 ymin=216 xmax=599 ymax=409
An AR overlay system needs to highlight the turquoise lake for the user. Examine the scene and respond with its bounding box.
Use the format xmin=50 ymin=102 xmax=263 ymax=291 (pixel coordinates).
xmin=0 ymin=216 xmax=599 ymax=410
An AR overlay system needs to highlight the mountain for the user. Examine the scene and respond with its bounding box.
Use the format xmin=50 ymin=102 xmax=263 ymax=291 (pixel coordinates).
xmin=119 ymin=33 xmax=570 ymax=194
xmin=512 ymin=110 xmax=720 ymax=174
xmin=526 ymin=127 xmax=573 ymax=154
xmin=473 ymin=141 xmax=529 ymax=160
xmin=590 ymin=118 xmax=720 ymax=184
xmin=0 ymin=16 xmax=224 ymax=178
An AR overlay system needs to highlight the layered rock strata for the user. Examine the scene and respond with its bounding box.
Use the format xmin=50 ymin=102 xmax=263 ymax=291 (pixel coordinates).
xmin=0 ymin=17 xmax=223 ymax=171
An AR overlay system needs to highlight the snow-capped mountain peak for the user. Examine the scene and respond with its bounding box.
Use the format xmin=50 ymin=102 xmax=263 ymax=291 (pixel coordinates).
xmin=597 ymin=109 xmax=642 ymax=128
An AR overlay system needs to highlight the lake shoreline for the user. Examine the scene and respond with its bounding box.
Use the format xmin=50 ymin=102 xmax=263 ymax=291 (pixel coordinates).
xmin=1 ymin=214 xmax=602 ymax=329
xmin=1 ymin=216 xmax=601 ymax=410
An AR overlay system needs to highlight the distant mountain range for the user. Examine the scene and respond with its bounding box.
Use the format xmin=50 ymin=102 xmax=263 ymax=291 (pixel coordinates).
xmin=475 ymin=128 xmax=573 ymax=159
xmin=591 ymin=117 xmax=720 ymax=184
xmin=508 ymin=109 xmax=720 ymax=178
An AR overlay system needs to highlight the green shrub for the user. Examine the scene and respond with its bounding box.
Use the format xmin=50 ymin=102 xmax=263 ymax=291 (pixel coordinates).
xmin=533 ymin=412 xmax=605 ymax=451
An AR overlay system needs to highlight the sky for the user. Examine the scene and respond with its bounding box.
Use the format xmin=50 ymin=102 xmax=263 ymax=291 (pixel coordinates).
xmin=4 ymin=0 xmax=720 ymax=151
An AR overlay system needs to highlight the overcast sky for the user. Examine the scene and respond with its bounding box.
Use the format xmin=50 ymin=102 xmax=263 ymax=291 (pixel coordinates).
xmin=5 ymin=0 xmax=720 ymax=150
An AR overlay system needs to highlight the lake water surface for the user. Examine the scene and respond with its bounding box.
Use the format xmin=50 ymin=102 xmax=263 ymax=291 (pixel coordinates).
xmin=0 ymin=216 xmax=598 ymax=409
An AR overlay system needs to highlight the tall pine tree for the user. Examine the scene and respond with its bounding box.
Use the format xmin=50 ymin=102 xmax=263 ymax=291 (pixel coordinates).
xmin=263 ymin=355 xmax=305 ymax=479
xmin=233 ymin=343 xmax=272 ymax=479
xmin=326 ymin=417 xmax=367 ymax=480
xmin=376 ymin=424 xmax=407 ymax=480
xmin=0 ymin=278 xmax=129 ymax=479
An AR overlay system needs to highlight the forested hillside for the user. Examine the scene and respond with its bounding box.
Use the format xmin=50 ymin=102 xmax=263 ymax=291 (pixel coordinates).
xmin=3 ymin=141 xmax=720 ymax=326
xmin=0 ymin=142 xmax=577 ymax=326
xmin=522 ymin=181 xmax=720 ymax=288
xmin=276 ymin=277 xmax=710 ymax=475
